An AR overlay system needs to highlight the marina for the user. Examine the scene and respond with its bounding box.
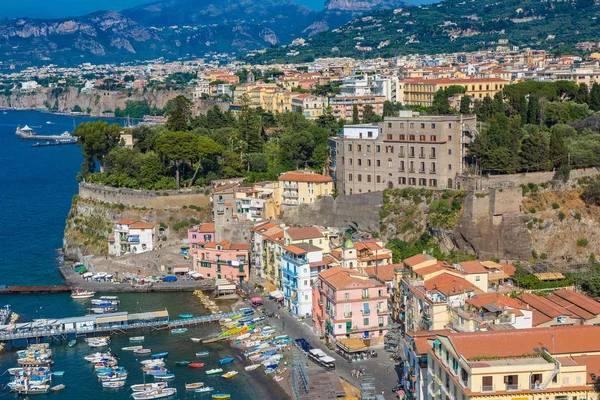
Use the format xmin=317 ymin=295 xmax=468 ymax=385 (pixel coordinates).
xmin=15 ymin=125 xmax=76 ymax=142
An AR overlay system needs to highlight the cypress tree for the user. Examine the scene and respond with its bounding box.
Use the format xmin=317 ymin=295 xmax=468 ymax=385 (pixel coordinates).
xmin=459 ymin=95 xmax=472 ymax=114
xmin=590 ymin=83 xmax=600 ymax=111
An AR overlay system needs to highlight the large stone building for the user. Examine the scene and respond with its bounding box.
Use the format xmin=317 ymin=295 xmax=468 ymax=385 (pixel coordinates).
xmin=333 ymin=111 xmax=478 ymax=194
xmin=399 ymin=77 xmax=508 ymax=107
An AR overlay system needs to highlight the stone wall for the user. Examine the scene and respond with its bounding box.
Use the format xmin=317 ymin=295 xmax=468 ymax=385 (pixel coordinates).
xmin=457 ymin=168 xmax=600 ymax=191
xmin=78 ymin=183 xmax=210 ymax=209
xmin=280 ymin=192 xmax=383 ymax=232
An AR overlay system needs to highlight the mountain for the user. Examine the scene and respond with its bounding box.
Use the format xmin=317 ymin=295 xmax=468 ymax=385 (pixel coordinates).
xmin=253 ymin=0 xmax=600 ymax=63
xmin=0 ymin=0 xmax=408 ymax=67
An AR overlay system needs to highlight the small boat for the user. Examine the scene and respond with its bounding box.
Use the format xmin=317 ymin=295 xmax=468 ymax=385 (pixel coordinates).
xmin=8 ymin=367 xmax=23 ymax=375
xmin=145 ymin=368 xmax=168 ymax=376
xmin=99 ymin=296 xmax=119 ymax=301
xmin=219 ymin=357 xmax=234 ymax=365
xmin=154 ymin=373 xmax=175 ymax=381
xmin=122 ymin=346 xmax=143 ymax=351
xmin=50 ymin=384 xmax=65 ymax=391
xmin=185 ymin=382 xmax=204 ymax=390
xmin=68 ymin=339 xmax=76 ymax=347
xmin=179 ymin=314 xmax=194 ymax=319
xmin=196 ymin=386 xmax=214 ymax=393
xmin=221 ymin=371 xmax=238 ymax=379
xmin=175 ymin=361 xmax=191 ymax=366
xmin=212 ymin=395 xmax=231 ymax=400
xmin=53 ymin=371 xmax=65 ymax=376
xmin=16 ymin=385 xmax=51 ymax=395
xmin=171 ymin=328 xmax=188 ymax=334
xmin=71 ymin=288 xmax=95 ymax=299
xmin=102 ymin=381 xmax=125 ymax=388
xmin=206 ymin=368 xmax=223 ymax=375
xmin=130 ymin=336 xmax=145 ymax=342
xmin=203 ymin=337 xmax=225 ymax=344
xmin=141 ymin=359 xmax=165 ymax=366
xmin=152 ymin=352 xmax=168 ymax=359
xmin=188 ymin=362 xmax=204 ymax=368
xmin=134 ymin=348 xmax=151 ymax=355
xmin=195 ymin=351 xmax=209 ymax=357
xmin=191 ymin=338 xmax=202 ymax=343
xmin=245 ymin=364 xmax=261 ymax=371
xmin=131 ymin=388 xmax=177 ymax=399
xmin=130 ymin=382 xmax=168 ymax=392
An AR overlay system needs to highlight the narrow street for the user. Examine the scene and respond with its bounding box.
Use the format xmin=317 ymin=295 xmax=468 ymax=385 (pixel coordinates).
xmin=260 ymin=295 xmax=402 ymax=399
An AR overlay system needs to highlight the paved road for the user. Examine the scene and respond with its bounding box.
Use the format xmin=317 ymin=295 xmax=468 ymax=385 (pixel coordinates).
xmin=260 ymin=295 xmax=401 ymax=399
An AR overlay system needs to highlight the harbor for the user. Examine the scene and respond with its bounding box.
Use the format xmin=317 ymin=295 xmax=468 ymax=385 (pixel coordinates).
xmin=15 ymin=125 xmax=77 ymax=142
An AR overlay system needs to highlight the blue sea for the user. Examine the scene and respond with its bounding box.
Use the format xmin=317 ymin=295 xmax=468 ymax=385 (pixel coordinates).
xmin=0 ymin=110 xmax=287 ymax=399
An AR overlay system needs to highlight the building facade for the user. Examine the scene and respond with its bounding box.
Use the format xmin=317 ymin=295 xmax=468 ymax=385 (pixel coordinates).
xmin=278 ymin=171 xmax=333 ymax=206
xmin=108 ymin=219 xmax=155 ymax=257
xmin=192 ymin=240 xmax=249 ymax=282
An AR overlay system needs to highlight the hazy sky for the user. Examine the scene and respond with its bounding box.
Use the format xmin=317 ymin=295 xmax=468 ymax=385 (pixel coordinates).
xmin=0 ymin=0 xmax=326 ymax=19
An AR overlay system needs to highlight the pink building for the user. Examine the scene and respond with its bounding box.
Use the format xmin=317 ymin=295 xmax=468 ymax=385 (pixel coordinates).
xmin=192 ymin=240 xmax=249 ymax=282
xmin=188 ymin=223 xmax=215 ymax=249
xmin=313 ymin=266 xmax=389 ymax=350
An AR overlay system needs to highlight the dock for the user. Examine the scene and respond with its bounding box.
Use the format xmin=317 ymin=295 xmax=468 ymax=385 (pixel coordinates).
xmin=0 ymin=286 xmax=71 ymax=294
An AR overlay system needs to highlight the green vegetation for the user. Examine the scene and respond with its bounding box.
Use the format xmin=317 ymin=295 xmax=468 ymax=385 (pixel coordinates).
xmin=387 ymin=234 xmax=476 ymax=265
xmin=115 ymin=100 xmax=165 ymax=118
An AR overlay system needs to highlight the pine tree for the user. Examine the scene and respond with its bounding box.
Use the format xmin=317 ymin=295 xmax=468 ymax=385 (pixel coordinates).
xmin=492 ymin=92 xmax=505 ymax=115
xmin=527 ymin=93 xmax=540 ymax=125
xmin=459 ymin=95 xmax=471 ymax=114
xmin=549 ymin=127 xmax=567 ymax=167
xmin=590 ymin=83 xmax=600 ymax=111
xmin=352 ymin=104 xmax=360 ymax=124
xmin=518 ymin=95 xmax=528 ymax=125
xmin=576 ymin=83 xmax=590 ymax=104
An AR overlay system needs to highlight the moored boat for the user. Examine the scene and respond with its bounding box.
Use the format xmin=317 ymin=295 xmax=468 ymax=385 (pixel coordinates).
xmin=151 ymin=352 xmax=168 ymax=359
xmin=68 ymin=340 xmax=76 ymax=347
xmin=195 ymin=351 xmax=209 ymax=357
xmin=170 ymin=328 xmax=188 ymax=334
xmin=218 ymin=357 xmax=234 ymax=365
xmin=154 ymin=373 xmax=175 ymax=381
xmin=185 ymin=382 xmax=204 ymax=390
xmin=212 ymin=394 xmax=231 ymax=400
xmin=129 ymin=336 xmax=145 ymax=342
xmin=188 ymin=362 xmax=204 ymax=368
xmin=245 ymin=364 xmax=261 ymax=371
xmin=131 ymin=388 xmax=177 ymax=399
xmin=205 ymin=368 xmax=223 ymax=375
xmin=122 ymin=346 xmax=143 ymax=351
xmin=71 ymin=288 xmax=95 ymax=299
xmin=130 ymin=382 xmax=167 ymax=392
xmin=196 ymin=386 xmax=214 ymax=393
xmin=102 ymin=381 xmax=125 ymax=388
xmin=175 ymin=361 xmax=190 ymax=366
xmin=221 ymin=371 xmax=238 ymax=379
xmin=134 ymin=348 xmax=151 ymax=355
xmin=179 ymin=314 xmax=193 ymax=319
xmin=50 ymin=384 xmax=65 ymax=391
xmin=190 ymin=338 xmax=202 ymax=343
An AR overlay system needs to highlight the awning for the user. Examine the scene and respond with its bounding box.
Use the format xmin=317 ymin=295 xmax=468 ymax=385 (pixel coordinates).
xmin=83 ymin=272 xmax=93 ymax=278
xmin=269 ymin=290 xmax=284 ymax=300
xmin=259 ymin=281 xmax=277 ymax=292
xmin=189 ymin=272 xmax=203 ymax=279
xmin=336 ymin=338 xmax=368 ymax=353
xmin=173 ymin=266 xmax=190 ymax=274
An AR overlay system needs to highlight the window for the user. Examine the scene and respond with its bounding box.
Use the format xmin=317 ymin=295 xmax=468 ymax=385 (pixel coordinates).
xmin=431 ymin=123 xmax=436 ymax=129
xmin=430 ymin=179 xmax=437 ymax=187
xmin=376 ymin=175 xmax=381 ymax=183
xmin=367 ymin=145 xmax=371 ymax=152
xmin=419 ymin=135 xmax=425 ymax=141
xmin=358 ymin=159 xmax=362 ymax=166
xmin=367 ymin=131 xmax=373 ymax=138
xmin=362 ymin=288 xmax=368 ymax=298
xmin=448 ymin=123 xmax=452 ymax=129
xmin=475 ymin=276 xmax=481 ymax=281
xmin=409 ymin=135 xmax=415 ymax=141
xmin=357 ymin=174 xmax=362 ymax=182
xmin=409 ymin=147 xmax=415 ymax=157
xmin=482 ymin=376 xmax=493 ymax=392
xmin=345 ymin=292 xmax=350 ymax=300
xmin=400 ymin=123 xmax=404 ymax=128
xmin=420 ymin=123 xmax=425 ymax=129
xmin=367 ymin=175 xmax=371 ymax=182
xmin=349 ymin=173 xmax=353 ymax=181
xmin=431 ymin=148 xmax=436 ymax=158
xmin=409 ymin=161 xmax=414 ymax=172
xmin=387 ymin=134 xmax=392 ymax=140
xmin=400 ymin=161 xmax=405 ymax=171
xmin=420 ymin=162 xmax=425 ymax=173
xmin=349 ymin=158 xmax=353 ymax=165
xmin=376 ymin=145 xmax=381 ymax=152
xmin=410 ymin=123 xmax=414 ymax=128
xmin=388 ymin=159 xmax=392 ymax=168
xmin=419 ymin=178 xmax=427 ymax=186
xmin=368 ymin=159 xmax=372 ymax=167
xmin=399 ymin=177 xmax=406 ymax=184
xmin=363 ymin=318 xmax=369 ymax=326
xmin=388 ymin=123 xmax=392 ymax=128
xmin=358 ymin=145 xmax=362 ymax=152
xmin=399 ymin=134 xmax=406 ymax=140
xmin=504 ymin=375 xmax=518 ymax=390
xmin=431 ymin=135 xmax=437 ymax=141
xmin=348 ymin=144 xmax=353 ymax=151
xmin=378 ymin=289 xmax=383 ymax=297
xmin=448 ymin=135 xmax=452 ymax=141
xmin=448 ymin=164 xmax=452 ymax=170
xmin=431 ymin=163 xmax=436 ymax=173
xmin=448 ymin=149 xmax=452 ymax=155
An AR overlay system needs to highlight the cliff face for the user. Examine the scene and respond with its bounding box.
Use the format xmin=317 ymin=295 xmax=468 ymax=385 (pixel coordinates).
xmin=325 ymin=0 xmax=408 ymax=12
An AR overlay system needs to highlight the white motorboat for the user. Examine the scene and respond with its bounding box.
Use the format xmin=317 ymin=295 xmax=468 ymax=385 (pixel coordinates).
xmin=122 ymin=346 xmax=143 ymax=351
xmin=131 ymin=388 xmax=177 ymax=399
xmin=130 ymin=382 xmax=168 ymax=392
xmin=102 ymin=381 xmax=125 ymax=388
xmin=130 ymin=336 xmax=145 ymax=342
xmin=71 ymin=289 xmax=95 ymax=299
xmin=245 ymin=364 xmax=261 ymax=371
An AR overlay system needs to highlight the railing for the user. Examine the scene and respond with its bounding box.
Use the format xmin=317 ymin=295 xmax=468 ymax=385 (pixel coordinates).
xmin=530 ymin=383 xmax=542 ymax=390
xmin=362 ymin=294 xmax=370 ymax=299
xmin=505 ymin=384 xmax=520 ymax=391
xmin=362 ymin=309 xmax=371 ymax=316
xmin=344 ymin=312 xmax=352 ymax=318
xmin=377 ymin=308 xmax=388 ymax=315
xmin=481 ymin=385 xmax=494 ymax=393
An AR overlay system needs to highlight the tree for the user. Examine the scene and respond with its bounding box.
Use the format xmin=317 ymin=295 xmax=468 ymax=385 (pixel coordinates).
xmin=527 ymin=93 xmax=540 ymax=125
xmin=383 ymin=100 xmax=395 ymax=117
xmin=459 ymin=95 xmax=471 ymax=114
xmin=519 ymin=128 xmax=549 ymax=171
xmin=73 ymin=121 xmax=122 ymax=176
xmin=352 ymin=104 xmax=360 ymax=124
xmin=590 ymin=83 xmax=600 ymax=111
xmin=189 ymin=136 xmax=224 ymax=186
xmin=165 ymin=95 xmax=193 ymax=131
xmin=575 ymin=83 xmax=590 ymax=104
xmin=431 ymin=89 xmax=451 ymax=114
xmin=518 ymin=94 xmax=528 ymax=124
xmin=492 ymin=92 xmax=505 ymax=115
xmin=155 ymin=131 xmax=198 ymax=188
xmin=476 ymin=96 xmax=494 ymax=121
xmin=279 ymin=130 xmax=315 ymax=169
xmin=581 ymin=179 xmax=600 ymax=206
xmin=549 ymin=126 xmax=567 ymax=167
xmin=238 ymin=94 xmax=263 ymax=153
xmin=362 ymin=104 xmax=377 ymax=123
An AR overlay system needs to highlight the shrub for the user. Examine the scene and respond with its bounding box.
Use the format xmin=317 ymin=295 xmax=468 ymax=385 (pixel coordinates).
xmin=532 ymin=250 xmax=538 ymax=260
xmin=540 ymin=253 xmax=548 ymax=260
xmin=574 ymin=212 xmax=581 ymax=221
xmin=577 ymin=238 xmax=589 ymax=248
xmin=551 ymin=202 xmax=559 ymax=209
xmin=558 ymin=211 xmax=565 ymax=221
xmin=490 ymin=257 xmax=500 ymax=263
xmin=529 ymin=207 xmax=536 ymax=214
xmin=527 ymin=221 xmax=534 ymax=230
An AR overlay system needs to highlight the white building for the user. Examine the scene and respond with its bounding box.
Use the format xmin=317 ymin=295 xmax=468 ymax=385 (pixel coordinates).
xmin=340 ymin=74 xmax=400 ymax=102
xmin=192 ymin=80 xmax=211 ymax=102
xmin=108 ymin=218 xmax=155 ymax=257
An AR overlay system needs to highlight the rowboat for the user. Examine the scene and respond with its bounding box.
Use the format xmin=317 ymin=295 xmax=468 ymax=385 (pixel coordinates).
xmin=205 ymin=368 xmax=223 ymax=375
xmin=53 ymin=371 xmax=65 ymax=376
xmin=221 ymin=371 xmax=238 ymax=379
xmin=130 ymin=336 xmax=145 ymax=342
xmin=122 ymin=346 xmax=143 ymax=351
xmin=152 ymin=352 xmax=168 ymax=359
xmin=131 ymin=388 xmax=177 ymax=399
xmin=185 ymin=382 xmax=204 ymax=390
xmin=245 ymin=364 xmax=261 ymax=371
xmin=134 ymin=348 xmax=151 ymax=355
xmin=202 ymin=337 xmax=224 ymax=344
xmin=130 ymin=382 xmax=168 ymax=392
xmin=140 ymin=359 xmax=164 ymax=366
xmin=154 ymin=373 xmax=175 ymax=380
xmin=16 ymin=384 xmax=50 ymax=395
xmin=190 ymin=338 xmax=202 ymax=343
xmin=50 ymin=384 xmax=65 ymax=391
xmin=179 ymin=314 xmax=194 ymax=319
xmin=68 ymin=340 xmax=76 ymax=347
xmin=99 ymin=296 xmax=119 ymax=301
xmin=219 ymin=357 xmax=234 ymax=365
xmin=196 ymin=386 xmax=214 ymax=393
xmin=212 ymin=395 xmax=231 ymax=400
xmin=171 ymin=328 xmax=188 ymax=334
xmin=188 ymin=362 xmax=204 ymax=368
xmin=175 ymin=361 xmax=190 ymax=366
xmin=102 ymin=381 xmax=125 ymax=388
xmin=145 ymin=368 xmax=168 ymax=376
xmin=195 ymin=351 xmax=209 ymax=357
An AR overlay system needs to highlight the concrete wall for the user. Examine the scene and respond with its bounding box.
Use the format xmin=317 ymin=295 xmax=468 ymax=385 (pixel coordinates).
xmin=280 ymin=192 xmax=383 ymax=232
xmin=79 ymin=183 xmax=210 ymax=209
xmin=457 ymin=168 xmax=600 ymax=191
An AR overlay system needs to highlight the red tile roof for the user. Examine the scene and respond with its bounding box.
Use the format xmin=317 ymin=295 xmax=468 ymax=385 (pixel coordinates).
xmin=457 ymin=260 xmax=487 ymax=274
xmin=403 ymin=254 xmax=435 ymax=268
xmin=129 ymin=221 xmax=155 ymax=229
xmin=286 ymin=227 xmax=324 ymax=241
xmin=278 ymin=172 xmax=332 ymax=183
xmin=117 ymin=218 xmax=138 ymax=225
xmin=424 ymin=273 xmax=477 ymax=296
xmin=319 ymin=266 xmax=385 ymax=291
xmin=518 ymin=292 xmax=575 ymax=319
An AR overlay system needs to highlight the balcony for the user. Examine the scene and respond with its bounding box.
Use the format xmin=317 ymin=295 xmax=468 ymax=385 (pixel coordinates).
xmin=283 ymin=191 xmax=299 ymax=198
xmin=361 ymin=294 xmax=370 ymax=299
xmin=362 ymin=309 xmax=371 ymax=316
xmin=481 ymin=385 xmax=494 ymax=393
xmin=344 ymin=312 xmax=352 ymax=318
xmin=283 ymin=182 xmax=298 ymax=189
xmin=377 ymin=308 xmax=389 ymax=315
xmin=505 ymin=384 xmax=520 ymax=392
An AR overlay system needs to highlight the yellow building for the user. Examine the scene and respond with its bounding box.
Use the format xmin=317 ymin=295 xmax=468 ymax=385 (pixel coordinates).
xmin=277 ymin=170 xmax=333 ymax=206
xmin=400 ymin=78 xmax=508 ymax=107
xmin=427 ymin=326 xmax=600 ymax=400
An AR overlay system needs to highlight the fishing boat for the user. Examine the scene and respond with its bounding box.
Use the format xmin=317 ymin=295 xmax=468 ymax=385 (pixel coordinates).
xmin=151 ymin=352 xmax=168 ymax=359
xmin=245 ymin=364 xmax=261 ymax=371
xmin=130 ymin=336 xmax=145 ymax=342
xmin=188 ymin=362 xmax=204 ymax=368
xmin=219 ymin=357 xmax=234 ymax=365
xmin=154 ymin=373 xmax=175 ymax=381
xmin=50 ymin=384 xmax=65 ymax=391
xmin=68 ymin=340 xmax=76 ymax=347
xmin=134 ymin=348 xmax=151 ymax=355
xmin=131 ymin=388 xmax=177 ymax=399
xmin=71 ymin=288 xmax=95 ymax=299
xmin=190 ymin=338 xmax=202 ymax=343
xmin=8 ymin=367 xmax=23 ymax=375
xmin=179 ymin=314 xmax=193 ymax=319
xmin=196 ymin=386 xmax=214 ymax=393
xmin=99 ymin=296 xmax=119 ymax=302
xmin=205 ymin=368 xmax=223 ymax=375
xmin=171 ymin=328 xmax=188 ymax=334
xmin=195 ymin=351 xmax=209 ymax=357
xmin=175 ymin=361 xmax=190 ymax=366
xmin=15 ymin=384 xmax=51 ymax=395
xmin=102 ymin=381 xmax=125 ymax=388
xmin=144 ymin=368 xmax=168 ymax=376
xmin=212 ymin=395 xmax=231 ymax=400
xmin=53 ymin=371 xmax=65 ymax=376
xmin=130 ymin=382 xmax=168 ymax=392
xmin=122 ymin=346 xmax=143 ymax=351
xmin=91 ymin=299 xmax=119 ymax=306
xmin=221 ymin=371 xmax=238 ymax=379
xmin=185 ymin=382 xmax=204 ymax=390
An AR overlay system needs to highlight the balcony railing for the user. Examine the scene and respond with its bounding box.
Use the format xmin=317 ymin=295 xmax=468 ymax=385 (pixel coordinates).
xmin=505 ymin=384 xmax=520 ymax=391
xmin=481 ymin=385 xmax=494 ymax=393
xmin=362 ymin=294 xmax=370 ymax=299
xmin=362 ymin=309 xmax=371 ymax=316
xmin=344 ymin=312 xmax=352 ymax=318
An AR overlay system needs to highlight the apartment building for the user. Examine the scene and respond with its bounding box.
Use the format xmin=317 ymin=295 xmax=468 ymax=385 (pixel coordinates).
xmin=291 ymin=94 xmax=327 ymax=120
xmin=188 ymin=223 xmax=215 ymax=250
xmin=329 ymin=95 xmax=385 ymax=120
xmin=278 ymin=171 xmax=333 ymax=206
xmin=330 ymin=238 xmax=393 ymax=270
xmin=192 ymin=240 xmax=249 ymax=282
xmin=108 ymin=218 xmax=155 ymax=257
xmin=427 ymin=326 xmax=600 ymax=400
xmin=400 ymin=78 xmax=508 ymax=107
xmin=334 ymin=111 xmax=477 ymax=194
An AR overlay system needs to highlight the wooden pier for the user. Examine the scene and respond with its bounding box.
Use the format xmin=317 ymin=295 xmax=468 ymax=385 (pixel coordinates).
xmin=0 ymin=286 xmax=71 ymax=294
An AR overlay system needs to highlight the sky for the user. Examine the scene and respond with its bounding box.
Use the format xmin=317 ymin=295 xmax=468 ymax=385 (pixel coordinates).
xmin=0 ymin=0 xmax=326 ymax=19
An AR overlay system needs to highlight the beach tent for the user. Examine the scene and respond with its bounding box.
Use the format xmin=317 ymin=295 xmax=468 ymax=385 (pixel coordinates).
xmin=82 ymin=272 xmax=93 ymax=278
xmin=269 ymin=290 xmax=284 ymax=300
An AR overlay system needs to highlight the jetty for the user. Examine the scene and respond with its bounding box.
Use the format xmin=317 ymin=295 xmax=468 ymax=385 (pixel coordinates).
xmin=0 ymin=309 xmax=240 ymax=344
xmin=15 ymin=126 xmax=76 ymax=142
xmin=0 ymin=286 xmax=71 ymax=294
